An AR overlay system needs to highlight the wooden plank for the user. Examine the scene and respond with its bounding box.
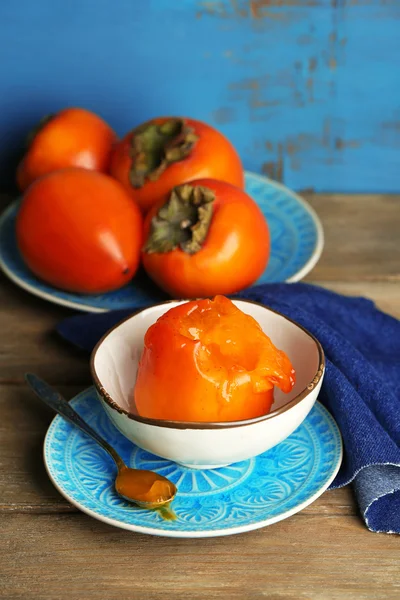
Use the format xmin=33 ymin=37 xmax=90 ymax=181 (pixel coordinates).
xmin=1 ymin=513 xmax=399 ymax=600
xmin=303 ymin=193 xmax=400 ymax=282
xmin=0 ymin=275 xmax=91 ymax=385
xmin=0 ymin=384 xmax=83 ymax=510
xmin=0 ymin=383 xmax=356 ymax=516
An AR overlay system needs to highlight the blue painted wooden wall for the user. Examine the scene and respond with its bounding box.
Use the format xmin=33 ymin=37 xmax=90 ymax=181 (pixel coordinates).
xmin=1 ymin=0 xmax=399 ymax=192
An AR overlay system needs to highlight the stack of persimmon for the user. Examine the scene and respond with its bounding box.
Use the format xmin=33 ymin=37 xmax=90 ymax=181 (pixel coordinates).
xmin=16 ymin=108 xmax=270 ymax=297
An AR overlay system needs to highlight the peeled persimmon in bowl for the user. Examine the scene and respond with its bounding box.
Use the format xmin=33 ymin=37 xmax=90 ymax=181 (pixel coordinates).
xmin=133 ymin=295 xmax=295 ymax=423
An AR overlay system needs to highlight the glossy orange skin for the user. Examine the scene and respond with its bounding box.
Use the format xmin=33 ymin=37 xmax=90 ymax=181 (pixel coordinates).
xmin=17 ymin=108 xmax=117 ymax=191
xmin=109 ymin=117 xmax=244 ymax=213
xmin=16 ymin=168 xmax=143 ymax=294
xmin=134 ymin=296 xmax=296 ymax=422
xmin=142 ymin=178 xmax=270 ymax=298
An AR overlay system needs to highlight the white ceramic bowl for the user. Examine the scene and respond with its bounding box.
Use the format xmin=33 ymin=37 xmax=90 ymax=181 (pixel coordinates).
xmin=91 ymin=300 xmax=325 ymax=469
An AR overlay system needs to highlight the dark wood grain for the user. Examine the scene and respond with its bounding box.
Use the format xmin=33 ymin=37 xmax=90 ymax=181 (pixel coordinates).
xmin=0 ymin=384 xmax=82 ymax=510
xmin=1 ymin=513 xmax=399 ymax=600
xmin=303 ymin=193 xmax=400 ymax=282
xmin=0 ymin=274 xmax=90 ymax=385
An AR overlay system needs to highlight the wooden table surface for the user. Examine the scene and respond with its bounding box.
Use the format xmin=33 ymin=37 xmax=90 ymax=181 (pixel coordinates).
xmin=1 ymin=193 xmax=399 ymax=600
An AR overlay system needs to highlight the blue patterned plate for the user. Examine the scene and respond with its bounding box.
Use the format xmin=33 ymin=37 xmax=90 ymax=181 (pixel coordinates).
xmin=0 ymin=173 xmax=323 ymax=313
xmin=44 ymin=388 xmax=341 ymax=538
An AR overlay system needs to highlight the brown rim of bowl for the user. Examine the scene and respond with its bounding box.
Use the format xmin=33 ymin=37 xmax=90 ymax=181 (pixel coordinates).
xmin=90 ymin=298 xmax=325 ymax=430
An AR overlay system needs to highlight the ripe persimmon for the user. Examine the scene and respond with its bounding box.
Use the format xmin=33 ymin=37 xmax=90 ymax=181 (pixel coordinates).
xmin=142 ymin=178 xmax=269 ymax=298
xmin=17 ymin=107 xmax=117 ymax=191
xmin=16 ymin=168 xmax=142 ymax=293
xmin=110 ymin=117 xmax=244 ymax=213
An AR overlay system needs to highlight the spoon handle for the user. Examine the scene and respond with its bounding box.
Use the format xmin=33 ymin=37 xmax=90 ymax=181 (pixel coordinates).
xmin=25 ymin=373 xmax=125 ymax=469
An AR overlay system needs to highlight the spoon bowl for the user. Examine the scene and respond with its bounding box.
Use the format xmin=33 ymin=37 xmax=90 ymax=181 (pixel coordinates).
xmin=115 ymin=466 xmax=176 ymax=508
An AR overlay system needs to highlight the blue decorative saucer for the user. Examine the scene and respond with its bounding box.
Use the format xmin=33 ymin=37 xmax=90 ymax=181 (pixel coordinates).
xmin=44 ymin=388 xmax=342 ymax=538
xmin=0 ymin=172 xmax=323 ymax=313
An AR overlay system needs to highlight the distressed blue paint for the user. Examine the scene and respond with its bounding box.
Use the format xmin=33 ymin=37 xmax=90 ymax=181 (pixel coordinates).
xmin=0 ymin=0 xmax=399 ymax=192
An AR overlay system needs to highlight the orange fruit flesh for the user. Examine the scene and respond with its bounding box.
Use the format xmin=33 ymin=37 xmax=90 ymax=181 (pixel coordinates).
xmin=133 ymin=296 xmax=295 ymax=422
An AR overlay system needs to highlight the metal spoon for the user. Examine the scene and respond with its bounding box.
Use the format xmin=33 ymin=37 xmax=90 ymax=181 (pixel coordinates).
xmin=25 ymin=373 xmax=177 ymax=509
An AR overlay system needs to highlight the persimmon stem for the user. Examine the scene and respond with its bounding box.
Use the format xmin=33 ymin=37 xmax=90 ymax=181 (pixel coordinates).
xmin=143 ymin=184 xmax=215 ymax=255
xmin=129 ymin=119 xmax=198 ymax=188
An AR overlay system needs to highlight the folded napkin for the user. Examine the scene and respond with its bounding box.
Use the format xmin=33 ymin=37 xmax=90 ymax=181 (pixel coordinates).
xmin=57 ymin=283 xmax=400 ymax=534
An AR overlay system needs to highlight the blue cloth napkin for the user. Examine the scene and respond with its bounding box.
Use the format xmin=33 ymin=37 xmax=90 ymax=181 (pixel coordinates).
xmin=57 ymin=283 xmax=400 ymax=534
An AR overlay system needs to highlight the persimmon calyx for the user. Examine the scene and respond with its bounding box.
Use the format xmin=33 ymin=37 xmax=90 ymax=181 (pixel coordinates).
xmin=143 ymin=184 xmax=215 ymax=255
xmin=129 ymin=118 xmax=198 ymax=188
